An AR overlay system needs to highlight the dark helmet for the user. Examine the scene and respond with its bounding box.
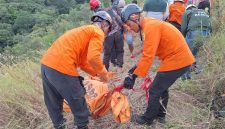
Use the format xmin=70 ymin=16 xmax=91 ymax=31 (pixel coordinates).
xmin=121 ymin=4 xmax=142 ymax=23
xmin=91 ymin=11 xmax=112 ymax=26
xmin=112 ymin=0 xmax=125 ymax=8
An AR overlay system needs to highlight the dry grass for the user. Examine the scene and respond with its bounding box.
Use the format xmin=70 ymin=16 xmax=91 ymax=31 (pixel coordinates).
xmin=0 ymin=61 xmax=51 ymax=129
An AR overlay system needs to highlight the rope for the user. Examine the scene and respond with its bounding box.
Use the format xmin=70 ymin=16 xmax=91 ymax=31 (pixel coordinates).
xmin=112 ymin=76 xmax=153 ymax=104
xmin=132 ymin=76 xmax=152 ymax=103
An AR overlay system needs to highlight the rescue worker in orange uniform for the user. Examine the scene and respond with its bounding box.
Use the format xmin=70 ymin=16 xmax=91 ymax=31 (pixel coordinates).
xmin=121 ymin=4 xmax=195 ymax=125
xmin=41 ymin=11 xmax=113 ymax=129
xmin=167 ymin=0 xmax=186 ymax=31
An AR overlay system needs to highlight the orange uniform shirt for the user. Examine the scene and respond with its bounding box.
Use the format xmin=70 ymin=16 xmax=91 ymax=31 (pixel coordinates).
xmin=41 ymin=25 xmax=105 ymax=76
xmin=168 ymin=2 xmax=185 ymax=25
xmin=134 ymin=18 xmax=195 ymax=77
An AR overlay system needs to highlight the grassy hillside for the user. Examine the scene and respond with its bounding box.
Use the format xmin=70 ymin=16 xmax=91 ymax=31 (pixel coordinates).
xmin=0 ymin=0 xmax=224 ymax=129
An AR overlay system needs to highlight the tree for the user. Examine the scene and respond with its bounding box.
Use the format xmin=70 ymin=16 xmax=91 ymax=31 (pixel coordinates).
xmin=0 ymin=6 xmax=15 ymax=24
xmin=13 ymin=11 xmax=36 ymax=34
xmin=74 ymin=0 xmax=87 ymax=4
xmin=0 ymin=23 xmax=13 ymax=52
xmin=34 ymin=13 xmax=54 ymax=27
xmin=44 ymin=0 xmax=70 ymax=14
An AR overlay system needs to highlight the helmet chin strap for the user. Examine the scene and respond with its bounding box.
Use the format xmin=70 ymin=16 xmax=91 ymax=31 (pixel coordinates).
xmin=94 ymin=22 xmax=105 ymax=33
xmin=137 ymin=15 xmax=143 ymax=44
xmin=139 ymin=24 xmax=143 ymax=45
xmin=94 ymin=21 xmax=108 ymax=34
xmin=130 ymin=15 xmax=143 ymax=45
xmin=100 ymin=22 xmax=108 ymax=35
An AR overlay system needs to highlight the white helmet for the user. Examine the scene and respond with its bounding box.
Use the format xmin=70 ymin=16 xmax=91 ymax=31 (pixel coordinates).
xmin=186 ymin=4 xmax=197 ymax=10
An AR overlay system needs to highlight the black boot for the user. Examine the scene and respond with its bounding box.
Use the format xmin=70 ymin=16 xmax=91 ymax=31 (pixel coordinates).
xmin=157 ymin=116 xmax=166 ymax=124
xmin=77 ymin=125 xmax=88 ymax=129
xmin=131 ymin=114 xmax=153 ymax=126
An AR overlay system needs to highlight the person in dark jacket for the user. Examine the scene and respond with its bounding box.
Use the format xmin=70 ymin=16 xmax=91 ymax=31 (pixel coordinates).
xmin=198 ymin=0 xmax=210 ymax=15
xmin=90 ymin=0 xmax=125 ymax=72
xmin=181 ymin=4 xmax=211 ymax=79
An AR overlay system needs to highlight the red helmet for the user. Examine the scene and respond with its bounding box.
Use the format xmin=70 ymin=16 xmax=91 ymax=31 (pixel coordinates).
xmin=90 ymin=0 xmax=101 ymax=10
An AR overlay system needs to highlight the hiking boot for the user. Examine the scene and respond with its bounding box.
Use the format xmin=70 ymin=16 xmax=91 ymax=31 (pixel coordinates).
xmin=77 ymin=125 xmax=88 ymax=129
xmin=131 ymin=114 xmax=153 ymax=126
xmin=181 ymin=74 xmax=191 ymax=80
xmin=193 ymin=66 xmax=201 ymax=74
xmin=157 ymin=116 xmax=166 ymax=124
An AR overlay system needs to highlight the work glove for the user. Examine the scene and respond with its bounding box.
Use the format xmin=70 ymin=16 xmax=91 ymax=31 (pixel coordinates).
xmin=128 ymin=65 xmax=137 ymax=74
xmin=98 ymin=67 xmax=115 ymax=83
xmin=124 ymin=73 xmax=137 ymax=89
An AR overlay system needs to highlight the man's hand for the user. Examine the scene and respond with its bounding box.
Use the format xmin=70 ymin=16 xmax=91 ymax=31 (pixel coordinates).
xmin=98 ymin=67 xmax=116 ymax=83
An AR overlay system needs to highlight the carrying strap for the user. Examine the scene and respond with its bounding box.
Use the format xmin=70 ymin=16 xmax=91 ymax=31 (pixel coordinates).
xmin=113 ymin=84 xmax=124 ymax=92
xmin=92 ymin=84 xmax=124 ymax=118
xmin=140 ymin=76 xmax=152 ymax=103
xmin=125 ymin=76 xmax=153 ymax=104
xmin=187 ymin=11 xmax=192 ymax=28
xmin=92 ymin=91 xmax=112 ymax=119
xmin=107 ymin=8 xmax=123 ymax=27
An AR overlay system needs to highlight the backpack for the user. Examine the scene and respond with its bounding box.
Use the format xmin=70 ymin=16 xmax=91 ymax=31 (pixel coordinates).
xmin=187 ymin=9 xmax=211 ymax=31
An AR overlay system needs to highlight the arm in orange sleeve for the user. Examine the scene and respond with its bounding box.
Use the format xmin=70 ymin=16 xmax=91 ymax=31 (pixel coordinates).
xmin=87 ymin=29 xmax=105 ymax=74
xmin=80 ymin=62 xmax=97 ymax=76
xmin=133 ymin=27 xmax=161 ymax=78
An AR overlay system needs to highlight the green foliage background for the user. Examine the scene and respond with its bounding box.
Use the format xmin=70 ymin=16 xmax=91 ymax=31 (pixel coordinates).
xmin=0 ymin=0 xmax=94 ymax=62
xmin=0 ymin=0 xmax=144 ymax=61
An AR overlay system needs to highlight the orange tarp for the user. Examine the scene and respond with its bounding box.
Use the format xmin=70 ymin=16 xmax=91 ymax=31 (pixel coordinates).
xmin=63 ymin=77 xmax=131 ymax=123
